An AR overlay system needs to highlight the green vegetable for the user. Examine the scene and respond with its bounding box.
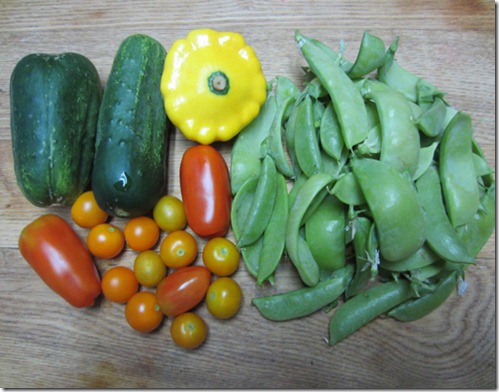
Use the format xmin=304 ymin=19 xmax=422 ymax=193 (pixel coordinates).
xmin=10 ymin=52 xmax=101 ymax=207
xmin=92 ymin=34 xmax=170 ymax=218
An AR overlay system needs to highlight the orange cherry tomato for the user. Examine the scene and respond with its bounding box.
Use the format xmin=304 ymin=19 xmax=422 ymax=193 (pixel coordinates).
xmin=87 ymin=223 xmax=125 ymax=259
xmin=71 ymin=191 xmax=109 ymax=228
xmin=125 ymin=291 xmax=164 ymax=333
xmin=101 ymin=266 xmax=139 ymax=303
xmin=205 ymin=277 xmax=242 ymax=319
xmin=170 ymin=312 xmax=207 ymax=349
xmin=156 ymin=265 xmax=211 ymax=317
xmin=153 ymin=195 xmax=187 ymax=233
xmin=18 ymin=214 xmax=101 ymax=308
xmin=124 ymin=216 xmax=160 ymax=251
xmin=133 ymin=250 xmax=167 ymax=288
xmin=180 ymin=145 xmax=231 ymax=239
xmin=202 ymin=237 xmax=240 ymax=276
xmin=159 ymin=230 xmax=198 ymax=269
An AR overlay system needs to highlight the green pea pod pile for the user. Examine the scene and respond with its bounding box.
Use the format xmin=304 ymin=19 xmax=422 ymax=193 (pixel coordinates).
xmin=230 ymin=30 xmax=495 ymax=345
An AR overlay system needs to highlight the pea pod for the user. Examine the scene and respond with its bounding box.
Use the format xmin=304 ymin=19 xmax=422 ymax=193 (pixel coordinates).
xmin=253 ymin=265 xmax=353 ymax=321
xmin=286 ymin=172 xmax=335 ymax=286
xmin=351 ymin=158 xmax=425 ymax=262
xmin=388 ymin=271 xmax=458 ymax=322
xmin=257 ymin=173 xmax=289 ymax=285
xmin=380 ymin=244 xmax=440 ymax=272
xmin=413 ymin=142 xmax=438 ymax=181
xmin=330 ymin=171 xmax=366 ymax=206
xmin=439 ymin=112 xmax=480 ymax=227
xmin=416 ymin=165 xmax=475 ymax=264
xmin=347 ymin=31 xmax=387 ymax=79
xmin=295 ymin=31 xmax=369 ymax=150
xmin=263 ymin=76 xmax=300 ymax=178
xmin=346 ymin=216 xmax=372 ymax=298
xmin=294 ymin=95 xmax=323 ymax=177
xmin=416 ymin=97 xmax=447 ymax=138
xmin=360 ymin=79 xmax=420 ymax=176
xmin=457 ymin=183 xmax=496 ymax=257
xmin=230 ymin=86 xmax=277 ymax=194
xmin=329 ymin=279 xmax=415 ymax=345
xmin=237 ymin=155 xmax=278 ymax=248
xmin=305 ymin=194 xmax=346 ymax=280
xmin=319 ymin=102 xmax=344 ymax=161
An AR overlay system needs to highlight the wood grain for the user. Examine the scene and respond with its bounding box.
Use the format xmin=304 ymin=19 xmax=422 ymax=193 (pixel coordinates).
xmin=0 ymin=0 xmax=495 ymax=388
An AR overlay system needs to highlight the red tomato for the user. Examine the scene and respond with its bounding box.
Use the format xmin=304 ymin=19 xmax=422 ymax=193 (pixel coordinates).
xmin=156 ymin=265 xmax=211 ymax=317
xmin=18 ymin=214 xmax=101 ymax=308
xmin=179 ymin=145 xmax=231 ymax=239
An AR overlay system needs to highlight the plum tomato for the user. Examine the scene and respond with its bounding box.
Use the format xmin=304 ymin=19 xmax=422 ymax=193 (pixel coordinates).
xmin=159 ymin=230 xmax=198 ymax=269
xmin=205 ymin=277 xmax=242 ymax=319
xmin=202 ymin=237 xmax=240 ymax=276
xmin=125 ymin=291 xmax=164 ymax=333
xmin=180 ymin=145 xmax=231 ymax=239
xmin=124 ymin=216 xmax=160 ymax=252
xmin=156 ymin=265 xmax=211 ymax=317
xmin=101 ymin=266 xmax=139 ymax=303
xmin=71 ymin=191 xmax=109 ymax=229
xmin=134 ymin=250 xmax=167 ymax=288
xmin=87 ymin=223 xmax=125 ymax=259
xmin=153 ymin=195 xmax=187 ymax=233
xmin=170 ymin=312 xmax=207 ymax=349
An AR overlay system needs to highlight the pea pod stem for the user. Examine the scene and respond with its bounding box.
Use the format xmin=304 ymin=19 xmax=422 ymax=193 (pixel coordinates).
xmin=253 ymin=265 xmax=353 ymax=321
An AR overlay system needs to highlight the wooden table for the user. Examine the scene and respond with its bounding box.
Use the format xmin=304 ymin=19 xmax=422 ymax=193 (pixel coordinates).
xmin=0 ymin=0 xmax=495 ymax=388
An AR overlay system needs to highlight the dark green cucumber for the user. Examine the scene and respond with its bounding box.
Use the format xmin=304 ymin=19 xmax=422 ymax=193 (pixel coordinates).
xmin=92 ymin=34 xmax=170 ymax=218
xmin=10 ymin=53 xmax=101 ymax=207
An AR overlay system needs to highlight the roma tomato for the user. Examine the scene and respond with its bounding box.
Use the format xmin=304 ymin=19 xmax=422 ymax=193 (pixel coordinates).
xmin=156 ymin=265 xmax=211 ymax=317
xmin=180 ymin=145 xmax=231 ymax=239
xmin=18 ymin=214 xmax=101 ymax=308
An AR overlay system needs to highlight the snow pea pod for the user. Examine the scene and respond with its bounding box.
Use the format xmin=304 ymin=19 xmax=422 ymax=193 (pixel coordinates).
xmin=237 ymin=155 xmax=277 ymax=248
xmin=294 ymin=95 xmax=323 ymax=177
xmin=347 ymin=31 xmax=387 ymax=79
xmin=257 ymin=173 xmax=289 ymax=285
xmin=329 ymin=279 xmax=415 ymax=345
xmin=416 ymin=165 xmax=475 ymax=264
xmin=286 ymin=172 xmax=335 ymax=286
xmin=253 ymin=265 xmax=353 ymax=321
xmin=416 ymin=96 xmax=447 ymax=138
xmin=351 ymin=158 xmax=425 ymax=262
xmin=295 ymin=31 xmax=369 ymax=150
xmin=361 ymin=79 xmax=420 ymax=176
xmin=388 ymin=271 xmax=458 ymax=322
xmin=439 ymin=112 xmax=480 ymax=227
xmin=457 ymin=182 xmax=495 ymax=257
xmin=412 ymin=142 xmax=438 ymax=181
xmin=330 ymin=171 xmax=366 ymax=206
xmin=230 ymin=86 xmax=277 ymax=194
xmin=305 ymin=194 xmax=346 ymax=280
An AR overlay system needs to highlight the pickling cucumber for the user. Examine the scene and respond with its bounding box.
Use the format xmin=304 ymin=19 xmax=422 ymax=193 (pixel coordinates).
xmin=10 ymin=52 xmax=101 ymax=207
xmin=92 ymin=34 xmax=170 ymax=218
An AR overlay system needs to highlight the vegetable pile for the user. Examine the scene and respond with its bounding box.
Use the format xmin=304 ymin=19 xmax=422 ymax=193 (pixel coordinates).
xmin=9 ymin=27 xmax=495 ymax=349
xmin=231 ymin=31 xmax=495 ymax=344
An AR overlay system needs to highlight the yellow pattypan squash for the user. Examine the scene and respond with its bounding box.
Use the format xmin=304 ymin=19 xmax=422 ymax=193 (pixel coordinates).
xmin=161 ymin=29 xmax=267 ymax=145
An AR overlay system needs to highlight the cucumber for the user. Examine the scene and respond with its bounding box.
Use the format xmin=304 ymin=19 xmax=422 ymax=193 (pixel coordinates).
xmin=10 ymin=53 xmax=101 ymax=207
xmin=92 ymin=34 xmax=170 ymax=218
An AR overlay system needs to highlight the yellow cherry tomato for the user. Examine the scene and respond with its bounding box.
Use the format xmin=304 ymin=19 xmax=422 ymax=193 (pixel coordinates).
xmin=170 ymin=312 xmax=207 ymax=349
xmin=205 ymin=277 xmax=242 ymax=319
xmin=153 ymin=195 xmax=187 ymax=233
xmin=133 ymin=250 xmax=167 ymax=288
xmin=202 ymin=237 xmax=240 ymax=276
